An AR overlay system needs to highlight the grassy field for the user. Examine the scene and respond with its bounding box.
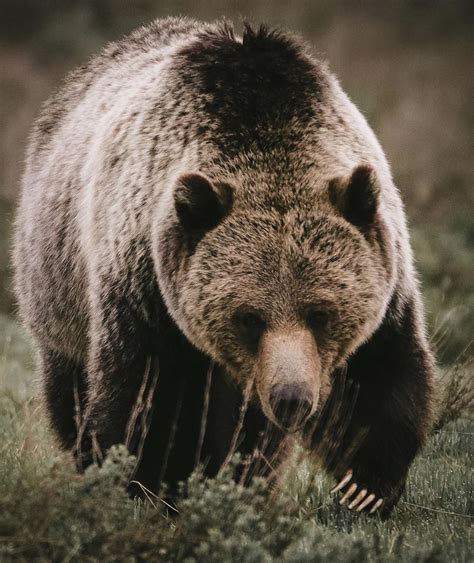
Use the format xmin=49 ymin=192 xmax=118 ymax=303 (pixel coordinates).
xmin=0 ymin=312 xmax=472 ymax=562
xmin=0 ymin=3 xmax=472 ymax=560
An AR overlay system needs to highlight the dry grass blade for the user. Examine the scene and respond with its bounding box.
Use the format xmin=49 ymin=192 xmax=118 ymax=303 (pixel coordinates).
xmin=220 ymin=379 xmax=252 ymax=473
xmin=132 ymin=355 xmax=160 ymax=472
xmin=125 ymin=355 xmax=153 ymax=450
xmin=129 ymin=480 xmax=179 ymax=513
xmin=435 ymin=358 xmax=474 ymax=430
xmin=195 ymin=361 xmax=214 ymax=466
xmin=156 ymin=376 xmax=187 ymax=489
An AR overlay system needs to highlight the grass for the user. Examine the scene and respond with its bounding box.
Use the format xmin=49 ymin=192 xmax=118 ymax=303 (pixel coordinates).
xmin=0 ymin=312 xmax=472 ymax=562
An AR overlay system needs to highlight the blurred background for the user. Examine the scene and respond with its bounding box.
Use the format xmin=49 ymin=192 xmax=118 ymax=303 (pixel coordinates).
xmin=0 ymin=0 xmax=472 ymax=369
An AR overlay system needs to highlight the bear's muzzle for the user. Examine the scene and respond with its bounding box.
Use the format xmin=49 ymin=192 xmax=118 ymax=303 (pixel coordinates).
xmin=255 ymin=328 xmax=321 ymax=432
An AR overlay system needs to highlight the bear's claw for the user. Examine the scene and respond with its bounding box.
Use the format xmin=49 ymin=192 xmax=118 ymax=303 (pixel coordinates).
xmin=331 ymin=469 xmax=384 ymax=514
xmin=348 ymin=488 xmax=367 ymax=509
xmin=330 ymin=469 xmax=353 ymax=493
xmin=356 ymin=493 xmax=376 ymax=511
xmin=339 ymin=482 xmax=357 ymax=504
xmin=369 ymin=498 xmax=384 ymax=513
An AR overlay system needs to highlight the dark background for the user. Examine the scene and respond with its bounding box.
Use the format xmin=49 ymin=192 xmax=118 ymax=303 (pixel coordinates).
xmin=0 ymin=0 xmax=472 ymax=366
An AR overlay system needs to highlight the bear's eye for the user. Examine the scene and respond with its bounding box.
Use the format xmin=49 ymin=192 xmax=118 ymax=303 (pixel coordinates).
xmin=233 ymin=309 xmax=266 ymax=351
xmin=305 ymin=307 xmax=330 ymax=334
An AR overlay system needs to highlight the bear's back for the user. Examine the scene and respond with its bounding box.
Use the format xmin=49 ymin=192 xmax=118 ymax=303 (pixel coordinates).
xmin=30 ymin=17 xmax=207 ymax=159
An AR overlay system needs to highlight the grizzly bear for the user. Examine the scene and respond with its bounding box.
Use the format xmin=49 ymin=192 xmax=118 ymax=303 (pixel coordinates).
xmin=14 ymin=17 xmax=435 ymax=516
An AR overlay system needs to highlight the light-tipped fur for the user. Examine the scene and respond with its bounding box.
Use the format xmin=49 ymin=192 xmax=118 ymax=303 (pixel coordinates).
xmin=13 ymin=18 xmax=435 ymax=515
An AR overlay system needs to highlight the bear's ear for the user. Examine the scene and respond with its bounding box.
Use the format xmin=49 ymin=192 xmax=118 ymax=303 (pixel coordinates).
xmin=174 ymin=173 xmax=233 ymax=233
xmin=328 ymin=165 xmax=380 ymax=230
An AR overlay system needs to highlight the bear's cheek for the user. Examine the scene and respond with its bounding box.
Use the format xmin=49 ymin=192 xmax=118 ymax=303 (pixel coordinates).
xmin=314 ymin=347 xmax=340 ymax=388
xmin=313 ymin=318 xmax=363 ymax=371
xmin=181 ymin=307 xmax=247 ymax=373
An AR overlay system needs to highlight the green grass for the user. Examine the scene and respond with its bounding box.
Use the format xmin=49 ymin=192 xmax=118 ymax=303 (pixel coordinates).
xmin=0 ymin=313 xmax=472 ymax=562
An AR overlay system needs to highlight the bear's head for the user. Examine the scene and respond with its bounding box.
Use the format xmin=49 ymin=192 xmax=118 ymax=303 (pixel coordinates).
xmin=156 ymin=165 xmax=390 ymax=431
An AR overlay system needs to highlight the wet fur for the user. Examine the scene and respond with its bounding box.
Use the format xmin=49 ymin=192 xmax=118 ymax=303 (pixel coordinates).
xmin=14 ymin=17 xmax=435 ymax=515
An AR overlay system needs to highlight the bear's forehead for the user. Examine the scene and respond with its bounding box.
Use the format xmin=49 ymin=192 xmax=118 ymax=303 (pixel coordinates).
xmin=191 ymin=210 xmax=380 ymax=324
xmin=210 ymin=141 xmax=362 ymax=214
xmin=200 ymin=209 xmax=370 ymax=287
xmin=196 ymin=218 xmax=376 ymax=324
xmin=220 ymin=210 xmax=357 ymax=254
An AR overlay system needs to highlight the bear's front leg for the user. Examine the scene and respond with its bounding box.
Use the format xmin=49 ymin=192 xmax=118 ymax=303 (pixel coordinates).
xmin=78 ymin=283 xmax=157 ymax=470
xmin=307 ymin=297 xmax=435 ymax=517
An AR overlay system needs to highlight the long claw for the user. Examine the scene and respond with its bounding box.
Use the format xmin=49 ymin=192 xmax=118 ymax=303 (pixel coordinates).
xmin=369 ymin=498 xmax=384 ymax=514
xmin=348 ymin=488 xmax=367 ymax=509
xmin=330 ymin=470 xmax=353 ymax=494
xmin=340 ymin=483 xmax=358 ymax=505
xmin=356 ymin=493 xmax=376 ymax=512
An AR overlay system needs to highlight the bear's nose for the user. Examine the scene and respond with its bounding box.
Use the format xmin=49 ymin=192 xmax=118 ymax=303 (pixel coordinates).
xmin=269 ymin=384 xmax=313 ymax=431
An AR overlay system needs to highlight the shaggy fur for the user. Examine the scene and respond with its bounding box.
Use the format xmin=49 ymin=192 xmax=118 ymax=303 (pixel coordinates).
xmin=14 ymin=17 xmax=435 ymax=515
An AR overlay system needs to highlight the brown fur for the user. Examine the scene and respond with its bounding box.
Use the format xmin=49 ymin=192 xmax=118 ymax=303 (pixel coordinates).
xmin=13 ymin=18 xmax=435 ymax=516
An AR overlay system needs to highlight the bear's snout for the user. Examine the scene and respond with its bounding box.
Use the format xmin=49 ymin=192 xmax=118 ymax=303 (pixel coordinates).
xmin=255 ymin=328 xmax=321 ymax=431
xmin=269 ymin=383 xmax=313 ymax=431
